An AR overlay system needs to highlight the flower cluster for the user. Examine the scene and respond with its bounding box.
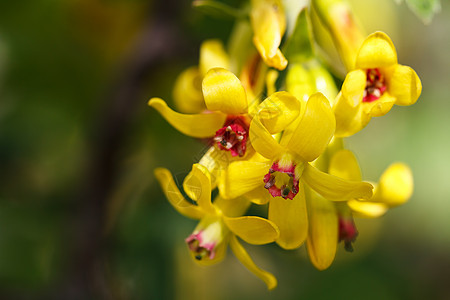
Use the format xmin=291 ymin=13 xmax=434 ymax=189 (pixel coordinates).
xmin=150 ymin=0 xmax=420 ymax=290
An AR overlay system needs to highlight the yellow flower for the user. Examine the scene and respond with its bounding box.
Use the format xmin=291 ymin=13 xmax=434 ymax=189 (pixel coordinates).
xmin=173 ymin=39 xmax=230 ymax=113
xmin=154 ymin=164 xmax=280 ymax=290
xmin=151 ymin=68 xmax=302 ymax=198
xmin=149 ymin=67 xmax=254 ymax=156
xmin=150 ymin=67 xmax=259 ymax=198
xmin=305 ymin=186 xmax=338 ymax=270
xmin=348 ymin=162 xmax=414 ymax=218
xmin=306 ymin=149 xmax=413 ymax=270
xmin=222 ymin=93 xmax=373 ymax=249
xmin=250 ymin=0 xmax=288 ymax=70
xmin=334 ymin=31 xmax=422 ymax=137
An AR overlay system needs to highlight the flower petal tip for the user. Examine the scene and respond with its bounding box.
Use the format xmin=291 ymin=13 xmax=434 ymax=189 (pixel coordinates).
xmin=267 ymin=276 xmax=278 ymax=291
xmin=356 ymin=31 xmax=397 ymax=69
xmin=148 ymin=97 xmax=163 ymax=107
xmin=154 ymin=167 xmax=169 ymax=182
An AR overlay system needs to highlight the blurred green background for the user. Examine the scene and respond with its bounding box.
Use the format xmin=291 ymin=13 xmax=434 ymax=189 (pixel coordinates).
xmin=0 ymin=0 xmax=449 ymax=299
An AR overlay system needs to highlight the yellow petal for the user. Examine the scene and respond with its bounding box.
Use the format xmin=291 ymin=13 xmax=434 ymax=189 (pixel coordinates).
xmin=356 ymin=31 xmax=397 ymax=69
xmin=268 ymin=184 xmax=307 ymax=249
xmin=251 ymin=0 xmax=287 ymax=70
xmin=348 ymin=200 xmax=388 ymax=218
xmin=278 ymin=115 xmax=302 ymax=149
xmin=224 ymin=216 xmax=279 ymax=245
xmin=284 ymin=93 xmax=335 ymax=162
xmin=257 ymin=91 xmax=301 ymax=134
xmin=333 ymin=92 xmax=371 ymax=137
xmin=362 ymin=92 xmax=396 ymax=117
xmin=245 ymin=185 xmax=271 ymax=205
xmin=214 ymin=196 xmax=251 ymax=218
xmin=202 ymin=67 xmax=248 ymax=115
xmin=195 ymin=146 xmax=222 ymax=190
xmin=148 ymin=98 xmax=226 ymax=138
xmin=341 ymin=69 xmax=366 ymax=107
xmin=260 ymin=48 xmax=288 ymax=71
xmin=221 ymin=159 xmax=270 ymax=199
xmin=172 ymin=67 xmax=205 ymax=114
xmin=249 ymin=116 xmax=286 ymax=160
xmin=183 ymin=146 xmax=233 ymax=198
xmin=251 ymin=0 xmax=282 ymax=59
xmin=154 ymin=168 xmax=205 ymax=219
xmin=306 ymin=189 xmax=338 ymax=270
xmin=302 ymin=164 xmax=373 ymax=201
xmin=229 ymin=235 xmax=278 ymax=290
xmin=199 ymin=39 xmax=230 ymax=75
xmin=374 ymin=163 xmax=413 ymax=207
xmin=386 ymin=64 xmax=422 ymax=106
xmin=182 ymin=164 xmax=215 ymax=215
xmin=328 ymin=149 xmax=362 ymax=181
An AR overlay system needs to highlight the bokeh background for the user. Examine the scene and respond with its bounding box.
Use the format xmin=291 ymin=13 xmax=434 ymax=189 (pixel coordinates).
xmin=0 ymin=0 xmax=448 ymax=299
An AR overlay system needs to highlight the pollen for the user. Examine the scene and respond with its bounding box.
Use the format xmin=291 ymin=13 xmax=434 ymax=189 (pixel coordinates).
xmin=263 ymin=157 xmax=302 ymax=200
xmin=214 ymin=116 xmax=249 ymax=157
xmin=363 ymin=68 xmax=386 ymax=103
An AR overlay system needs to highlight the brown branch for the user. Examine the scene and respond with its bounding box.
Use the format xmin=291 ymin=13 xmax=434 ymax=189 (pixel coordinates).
xmin=53 ymin=4 xmax=192 ymax=300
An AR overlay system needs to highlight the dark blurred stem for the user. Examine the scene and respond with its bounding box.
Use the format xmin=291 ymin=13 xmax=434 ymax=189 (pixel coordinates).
xmin=56 ymin=4 xmax=190 ymax=300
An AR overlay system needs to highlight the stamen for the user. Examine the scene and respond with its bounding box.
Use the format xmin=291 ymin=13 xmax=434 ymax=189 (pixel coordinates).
xmin=264 ymin=173 xmax=275 ymax=189
xmin=281 ymin=186 xmax=290 ymax=198
xmin=263 ymin=159 xmax=302 ymax=200
xmin=363 ymin=68 xmax=386 ymax=103
xmin=186 ymin=233 xmax=214 ymax=260
xmin=194 ymin=248 xmax=210 ymax=260
xmin=213 ymin=116 xmax=249 ymax=157
xmin=373 ymin=89 xmax=381 ymax=98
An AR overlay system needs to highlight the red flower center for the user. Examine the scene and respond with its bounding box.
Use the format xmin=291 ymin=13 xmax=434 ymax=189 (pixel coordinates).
xmin=213 ymin=116 xmax=249 ymax=157
xmin=186 ymin=231 xmax=216 ymax=260
xmin=338 ymin=217 xmax=358 ymax=252
xmin=263 ymin=161 xmax=300 ymax=200
xmin=363 ymin=68 xmax=386 ymax=103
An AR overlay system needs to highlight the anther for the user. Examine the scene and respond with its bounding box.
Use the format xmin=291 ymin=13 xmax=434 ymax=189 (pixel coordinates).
xmin=363 ymin=68 xmax=386 ymax=103
xmin=213 ymin=118 xmax=249 ymax=157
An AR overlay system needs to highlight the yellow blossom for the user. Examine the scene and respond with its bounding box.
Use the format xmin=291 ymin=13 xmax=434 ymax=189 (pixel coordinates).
xmin=250 ymin=0 xmax=288 ymax=70
xmin=334 ymin=31 xmax=422 ymax=137
xmin=154 ymin=164 xmax=279 ymax=290
xmin=222 ymin=93 xmax=373 ymax=249
xmin=173 ymin=39 xmax=230 ymax=113
xmin=150 ymin=67 xmax=261 ymax=201
xmin=348 ymin=162 xmax=413 ymax=218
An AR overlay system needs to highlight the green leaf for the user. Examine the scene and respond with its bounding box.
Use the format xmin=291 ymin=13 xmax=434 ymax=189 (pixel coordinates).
xmin=283 ymin=8 xmax=315 ymax=64
xmin=397 ymin=0 xmax=441 ymax=24
xmin=192 ymin=0 xmax=246 ymax=19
